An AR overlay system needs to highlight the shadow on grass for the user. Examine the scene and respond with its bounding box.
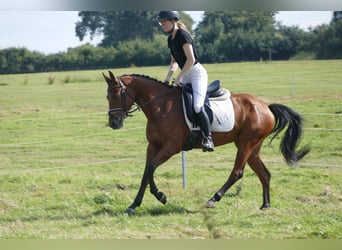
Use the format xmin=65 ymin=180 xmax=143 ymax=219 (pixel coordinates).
xmin=0 ymin=203 xmax=200 ymax=227
xmin=93 ymin=202 xmax=200 ymax=217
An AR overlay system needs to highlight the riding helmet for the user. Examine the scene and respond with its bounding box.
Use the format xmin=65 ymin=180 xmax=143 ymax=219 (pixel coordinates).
xmin=157 ymin=11 xmax=179 ymax=21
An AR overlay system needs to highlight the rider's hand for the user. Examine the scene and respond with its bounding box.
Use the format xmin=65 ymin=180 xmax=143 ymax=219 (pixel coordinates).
xmin=164 ymin=77 xmax=171 ymax=85
xmin=173 ymin=78 xmax=182 ymax=87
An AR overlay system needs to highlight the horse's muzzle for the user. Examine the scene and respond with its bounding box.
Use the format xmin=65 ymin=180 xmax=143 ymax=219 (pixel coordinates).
xmin=108 ymin=117 xmax=124 ymax=129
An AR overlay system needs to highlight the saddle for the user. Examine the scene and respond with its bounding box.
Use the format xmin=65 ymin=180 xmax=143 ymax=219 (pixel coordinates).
xmin=182 ymin=80 xmax=226 ymax=127
xmin=182 ymin=80 xmax=234 ymax=151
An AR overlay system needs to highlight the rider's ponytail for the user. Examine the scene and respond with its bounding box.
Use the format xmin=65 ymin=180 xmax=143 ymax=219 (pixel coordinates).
xmin=177 ymin=21 xmax=189 ymax=33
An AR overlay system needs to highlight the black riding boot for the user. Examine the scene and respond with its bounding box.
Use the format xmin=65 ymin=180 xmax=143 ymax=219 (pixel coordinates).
xmin=195 ymin=109 xmax=214 ymax=152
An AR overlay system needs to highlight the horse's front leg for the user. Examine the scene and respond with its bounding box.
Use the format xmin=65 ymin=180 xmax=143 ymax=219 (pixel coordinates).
xmin=124 ymin=164 xmax=151 ymax=215
xmin=128 ymin=161 xmax=167 ymax=210
xmin=124 ymin=143 xmax=177 ymax=214
xmin=149 ymin=169 xmax=167 ymax=205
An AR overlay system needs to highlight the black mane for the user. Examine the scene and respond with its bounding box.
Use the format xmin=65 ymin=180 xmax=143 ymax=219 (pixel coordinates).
xmin=123 ymin=74 xmax=168 ymax=86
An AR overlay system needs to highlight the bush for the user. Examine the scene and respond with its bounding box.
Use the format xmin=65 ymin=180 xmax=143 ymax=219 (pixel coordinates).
xmin=290 ymin=52 xmax=316 ymax=60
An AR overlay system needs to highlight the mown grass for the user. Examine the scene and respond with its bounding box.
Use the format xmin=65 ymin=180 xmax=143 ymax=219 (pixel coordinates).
xmin=0 ymin=60 xmax=341 ymax=239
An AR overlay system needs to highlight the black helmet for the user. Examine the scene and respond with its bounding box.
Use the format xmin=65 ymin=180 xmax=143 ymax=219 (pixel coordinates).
xmin=157 ymin=11 xmax=179 ymax=21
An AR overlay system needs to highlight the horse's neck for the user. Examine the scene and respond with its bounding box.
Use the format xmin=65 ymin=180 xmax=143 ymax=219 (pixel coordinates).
xmin=129 ymin=78 xmax=180 ymax=117
xmin=130 ymin=78 xmax=169 ymax=101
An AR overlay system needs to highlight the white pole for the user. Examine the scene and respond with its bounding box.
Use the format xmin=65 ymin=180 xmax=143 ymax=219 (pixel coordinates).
xmin=292 ymin=72 xmax=295 ymax=97
xmin=182 ymin=151 xmax=187 ymax=188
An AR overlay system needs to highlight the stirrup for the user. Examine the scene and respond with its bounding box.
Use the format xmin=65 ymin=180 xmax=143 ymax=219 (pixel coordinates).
xmin=202 ymin=137 xmax=214 ymax=152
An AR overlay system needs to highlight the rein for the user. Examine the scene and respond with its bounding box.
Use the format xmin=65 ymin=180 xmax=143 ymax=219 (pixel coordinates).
xmin=108 ymin=76 xmax=175 ymax=117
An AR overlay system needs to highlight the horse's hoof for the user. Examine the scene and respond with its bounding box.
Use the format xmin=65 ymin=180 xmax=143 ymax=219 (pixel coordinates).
xmin=124 ymin=207 xmax=135 ymax=215
xmin=260 ymin=204 xmax=270 ymax=210
xmin=158 ymin=192 xmax=167 ymax=204
xmin=205 ymin=200 xmax=215 ymax=208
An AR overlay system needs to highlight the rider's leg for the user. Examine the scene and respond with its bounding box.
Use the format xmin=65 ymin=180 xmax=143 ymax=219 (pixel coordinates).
xmin=195 ymin=107 xmax=214 ymax=152
xmin=190 ymin=64 xmax=214 ymax=152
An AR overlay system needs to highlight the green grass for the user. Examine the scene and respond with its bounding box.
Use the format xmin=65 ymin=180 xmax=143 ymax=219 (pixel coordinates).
xmin=0 ymin=60 xmax=341 ymax=239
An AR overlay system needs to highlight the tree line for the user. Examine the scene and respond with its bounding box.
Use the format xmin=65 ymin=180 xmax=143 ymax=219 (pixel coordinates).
xmin=1 ymin=11 xmax=341 ymax=74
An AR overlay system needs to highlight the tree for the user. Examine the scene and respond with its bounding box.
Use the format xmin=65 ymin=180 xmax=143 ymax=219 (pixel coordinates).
xmin=272 ymin=24 xmax=315 ymax=60
xmin=75 ymin=11 xmax=194 ymax=48
xmin=76 ymin=11 xmax=156 ymax=47
xmin=333 ymin=11 xmax=342 ymax=21
xmin=313 ymin=11 xmax=342 ymax=59
xmin=195 ymin=11 xmax=277 ymax=62
xmin=0 ymin=48 xmax=46 ymax=74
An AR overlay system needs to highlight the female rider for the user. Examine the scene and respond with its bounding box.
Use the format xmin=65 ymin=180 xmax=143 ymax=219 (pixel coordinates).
xmin=157 ymin=11 xmax=214 ymax=152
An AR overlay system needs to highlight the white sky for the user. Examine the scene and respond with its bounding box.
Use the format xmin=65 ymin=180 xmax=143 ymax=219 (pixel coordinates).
xmin=0 ymin=11 xmax=333 ymax=55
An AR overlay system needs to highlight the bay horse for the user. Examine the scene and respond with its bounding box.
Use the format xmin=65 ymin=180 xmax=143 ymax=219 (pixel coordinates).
xmin=103 ymin=71 xmax=310 ymax=215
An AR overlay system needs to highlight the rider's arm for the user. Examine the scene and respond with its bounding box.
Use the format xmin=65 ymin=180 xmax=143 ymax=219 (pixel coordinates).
xmin=174 ymin=43 xmax=195 ymax=86
xmin=164 ymin=55 xmax=178 ymax=84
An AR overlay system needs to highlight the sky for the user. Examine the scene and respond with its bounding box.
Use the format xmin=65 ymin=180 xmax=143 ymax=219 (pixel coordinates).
xmin=0 ymin=11 xmax=333 ymax=55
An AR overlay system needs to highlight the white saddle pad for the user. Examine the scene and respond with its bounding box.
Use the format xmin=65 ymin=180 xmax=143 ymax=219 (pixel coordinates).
xmin=182 ymin=89 xmax=235 ymax=132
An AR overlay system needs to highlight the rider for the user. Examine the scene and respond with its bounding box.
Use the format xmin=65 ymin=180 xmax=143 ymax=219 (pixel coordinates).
xmin=157 ymin=11 xmax=214 ymax=152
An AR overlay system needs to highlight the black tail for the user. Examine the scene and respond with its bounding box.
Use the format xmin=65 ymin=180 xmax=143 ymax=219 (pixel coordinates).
xmin=269 ymin=103 xmax=310 ymax=165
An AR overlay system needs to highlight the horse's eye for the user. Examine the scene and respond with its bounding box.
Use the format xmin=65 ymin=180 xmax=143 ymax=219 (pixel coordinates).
xmin=107 ymin=93 xmax=119 ymax=100
xmin=112 ymin=94 xmax=119 ymax=100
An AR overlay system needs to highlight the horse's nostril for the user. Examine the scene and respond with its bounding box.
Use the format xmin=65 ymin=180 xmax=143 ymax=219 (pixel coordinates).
xmin=109 ymin=120 xmax=122 ymax=129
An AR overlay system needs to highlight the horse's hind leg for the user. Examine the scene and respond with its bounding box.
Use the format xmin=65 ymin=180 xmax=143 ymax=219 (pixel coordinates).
xmin=247 ymin=144 xmax=271 ymax=209
xmin=206 ymin=146 xmax=252 ymax=208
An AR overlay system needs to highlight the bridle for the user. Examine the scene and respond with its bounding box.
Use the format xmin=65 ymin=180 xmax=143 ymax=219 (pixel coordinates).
xmin=107 ymin=77 xmax=137 ymax=118
xmin=107 ymin=76 xmax=175 ymax=119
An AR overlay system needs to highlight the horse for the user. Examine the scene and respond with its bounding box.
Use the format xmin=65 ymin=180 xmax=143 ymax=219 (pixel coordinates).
xmin=103 ymin=71 xmax=310 ymax=215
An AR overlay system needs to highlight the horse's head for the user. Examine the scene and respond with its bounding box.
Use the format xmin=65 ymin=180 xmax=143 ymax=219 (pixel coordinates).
xmin=103 ymin=71 xmax=135 ymax=129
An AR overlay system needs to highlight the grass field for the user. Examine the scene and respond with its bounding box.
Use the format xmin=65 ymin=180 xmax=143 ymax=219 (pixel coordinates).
xmin=0 ymin=60 xmax=341 ymax=239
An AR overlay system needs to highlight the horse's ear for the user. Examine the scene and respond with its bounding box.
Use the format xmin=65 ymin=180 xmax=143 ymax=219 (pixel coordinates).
xmin=102 ymin=72 xmax=111 ymax=84
xmin=108 ymin=71 xmax=116 ymax=81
